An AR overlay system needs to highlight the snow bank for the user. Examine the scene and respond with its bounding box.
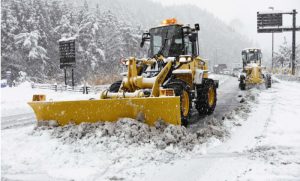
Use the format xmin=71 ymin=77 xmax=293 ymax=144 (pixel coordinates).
xmin=1 ymin=82 xmax=98 ymax=117
xmin=2 ymin=119 xmax=213 ymax=180
xmin=239 ymin=80 xmax=300 ymax=180
xmin=34 ymin=117 xmax=228 ymax=151
xmin=2 ymin=102 xmax=235 ymax=180
xmin=274 ymin=74 xmax=300 ymax=82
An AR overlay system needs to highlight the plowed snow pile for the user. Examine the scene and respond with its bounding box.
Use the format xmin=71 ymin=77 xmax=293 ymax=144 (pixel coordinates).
xmin=33 ymin=117 xmax=226 ymax=151
xmin=3 ymin=117 xmax=231 ymax=180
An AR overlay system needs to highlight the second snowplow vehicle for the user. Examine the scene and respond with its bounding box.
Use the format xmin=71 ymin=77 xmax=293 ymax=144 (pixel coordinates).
xmin=239 ymin=48 xmax=271 ymax=90
xmin=29 ymin=19 xmax=218 ymax=127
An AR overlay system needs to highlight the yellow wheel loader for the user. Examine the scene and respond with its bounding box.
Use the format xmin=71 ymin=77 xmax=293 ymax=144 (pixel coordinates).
xmin=239 ymin=48 xmax=272 ymax=90
xmin=29 ymin=19 xmax=218 ymax=127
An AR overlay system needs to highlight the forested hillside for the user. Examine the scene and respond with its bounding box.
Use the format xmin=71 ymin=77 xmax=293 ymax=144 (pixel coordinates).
xmin=1 ymin=0 xmax=252 ymax=84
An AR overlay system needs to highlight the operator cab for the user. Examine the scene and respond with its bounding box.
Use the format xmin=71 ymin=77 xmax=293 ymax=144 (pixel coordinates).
xmin=242 ymin=48 xmax=262 ymax=68
xmin=140 ymin=18 xmax=200 ymax=58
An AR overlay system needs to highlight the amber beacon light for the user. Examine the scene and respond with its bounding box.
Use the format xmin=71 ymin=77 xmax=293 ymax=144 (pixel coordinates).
xmin=161 ymin=18 xmax=177 ymax=25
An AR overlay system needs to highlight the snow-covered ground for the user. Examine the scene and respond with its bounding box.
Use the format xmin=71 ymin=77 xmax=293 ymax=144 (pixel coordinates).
xmin=1 ymin=82 xmax=100 ymax=129
xmin=1 ymin=77 xmax=300 ymax=180
xmin=1 ymin=82 xmax=99 ymax=117
xmin=142 ymin=79 xmax=300 ymax=180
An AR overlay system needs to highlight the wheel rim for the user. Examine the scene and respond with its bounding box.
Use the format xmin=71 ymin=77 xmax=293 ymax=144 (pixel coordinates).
xmin=208 ymin=87 xmax=215 ymax=107
xmin=181 ymin=91 xmax=189 ymax=117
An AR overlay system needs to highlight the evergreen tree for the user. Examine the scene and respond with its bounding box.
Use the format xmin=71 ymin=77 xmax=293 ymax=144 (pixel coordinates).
xmin=274 ymin=39 xmax=300 ymax=68
xmin=1 ymin=0 xmax=253 ymax=84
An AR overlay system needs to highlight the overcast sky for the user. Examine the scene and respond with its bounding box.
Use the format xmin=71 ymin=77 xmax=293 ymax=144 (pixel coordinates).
xmin=152 ymin=0 xmax=300 ymax=58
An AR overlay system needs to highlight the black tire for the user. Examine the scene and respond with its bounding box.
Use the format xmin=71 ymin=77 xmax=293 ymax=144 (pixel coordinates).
xmin=239 ymin=75 xmax=246 ymax=90
xmin=195 ymin=78 xmax=217 ymax=115
xmin=164 ymin=79 xmax=191 ymax=127
xmin=266 ymin=75 xmax=272 ymax=88
xmin=109 ymin=80 xmax=122 ymax=92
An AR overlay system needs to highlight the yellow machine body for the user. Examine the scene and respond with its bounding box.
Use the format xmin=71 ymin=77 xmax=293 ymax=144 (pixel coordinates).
xmin=28 ymin=56 xmax=207 ymax=126
xmin=244 ymin=65 xmax=264 ymax=84
xmin=28 ymin=19 xmax=217 ymax=127
xmin=240 ymin=48 xmax=265 ymax=88
xmin=174 ymin=56 xmax=209 ymax=88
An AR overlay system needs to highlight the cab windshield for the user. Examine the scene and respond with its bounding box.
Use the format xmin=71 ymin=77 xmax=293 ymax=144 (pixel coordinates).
xmin=149 ymin=25 xmax=183 ymax=57
xmin=247 ymin=52 xmax=258 ymax=61
xmin=242 ymin=50 xmax=262 ymax=65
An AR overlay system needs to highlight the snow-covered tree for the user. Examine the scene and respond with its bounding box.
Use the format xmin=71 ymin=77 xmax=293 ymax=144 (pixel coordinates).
xmin=15 ymin=31 xmax=48 ymax=61
xmin=1 ymin=0 xmax=253 ymax=84
xmin=14 ymin=30 xmax=48 ymax=78
xmin=274 ymin=39 xmax=300 ymax=68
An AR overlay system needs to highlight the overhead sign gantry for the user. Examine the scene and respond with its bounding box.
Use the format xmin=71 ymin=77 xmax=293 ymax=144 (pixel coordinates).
xmin=257 ymin=9 xmax=300 ymax=75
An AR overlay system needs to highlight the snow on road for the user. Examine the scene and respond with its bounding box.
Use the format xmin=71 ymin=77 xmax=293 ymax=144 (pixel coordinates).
xmin=141 ymin=79 xmax=300 ymax=180
xmin=241 ymin=80 xmax=300 ymax=180
xmin=1 ymin=77 xmax=300 ymax=180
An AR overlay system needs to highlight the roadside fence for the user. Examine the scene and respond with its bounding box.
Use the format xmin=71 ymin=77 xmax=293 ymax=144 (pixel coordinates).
xmin=31 ymin=83 xmax=108 ymax=94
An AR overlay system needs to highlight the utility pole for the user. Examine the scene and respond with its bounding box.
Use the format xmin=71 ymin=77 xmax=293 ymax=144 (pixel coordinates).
xmin=72 ymin=69 xmax=74 ymax=88
xmin=64 ymin=68 xmax=67 ymax=85
xmin=269 ymin=7 xmax=275 ymax=70
xmin=292 ymin=9 xmax=296 ymax=75
xmin=215 ymin=48 xmax=218 ymax=65
xmin=272 ymin=31 xmax=274 ymax=70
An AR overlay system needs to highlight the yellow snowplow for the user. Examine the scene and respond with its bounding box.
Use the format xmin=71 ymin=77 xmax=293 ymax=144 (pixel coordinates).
xmin=29 ymin=19 xmax=218 ymax=127
xmin=239 ymin=48 xmax=271 ymax=90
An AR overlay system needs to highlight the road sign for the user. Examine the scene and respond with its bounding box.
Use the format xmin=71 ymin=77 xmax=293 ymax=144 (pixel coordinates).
xmin=257 ymin=13 xmax=282 ymax=27
xmin=59 ymin=38 xmax=76 ymax=69
xmin=257 ymin=28 xmax=283 ymax=33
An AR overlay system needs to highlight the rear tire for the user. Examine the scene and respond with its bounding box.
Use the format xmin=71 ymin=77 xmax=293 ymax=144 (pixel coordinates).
xmin=195 ymin=79 xmax=217 ymax=115
xmin=109 ymin=80 xmax=122 ymax=92
xmin=164 ymin=79 xmax=191 ymax=127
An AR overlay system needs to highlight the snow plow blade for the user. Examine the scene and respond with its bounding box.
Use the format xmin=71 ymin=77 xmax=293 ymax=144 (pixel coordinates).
xmin=28 ymin=97 xmax=181 ymax=126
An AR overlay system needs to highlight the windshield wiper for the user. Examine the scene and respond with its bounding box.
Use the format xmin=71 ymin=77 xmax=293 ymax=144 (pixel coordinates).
xmin=156 ymin=30 xmax=169 ymax=57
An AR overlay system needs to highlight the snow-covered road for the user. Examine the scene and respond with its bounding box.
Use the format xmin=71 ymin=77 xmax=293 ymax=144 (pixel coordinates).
xmin=141 ymin=78 xmax=300 ymax=180
xmin=1 ymin=113 xmax=35 ymax=130
xmin=1 ymin=77 xmax=300 ymax=180
xmin=189 ymin=75 xmax=243 ymax=133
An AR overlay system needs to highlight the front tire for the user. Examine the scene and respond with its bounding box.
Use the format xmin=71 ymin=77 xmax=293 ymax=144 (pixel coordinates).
xmin=164 ymin=79 xmax=191 ymax=127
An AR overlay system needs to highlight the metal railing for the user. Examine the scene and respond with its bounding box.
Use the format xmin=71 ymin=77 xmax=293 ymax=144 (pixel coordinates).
xmin=31 ymin=83 xmax=109 ymax=94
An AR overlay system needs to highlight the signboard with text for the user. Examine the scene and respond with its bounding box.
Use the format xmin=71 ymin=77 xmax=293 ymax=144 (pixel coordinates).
xmin=257 ymin=13 xmax=283 ymax=27
xmin=59 ymin=38 xmax=76 ymax=69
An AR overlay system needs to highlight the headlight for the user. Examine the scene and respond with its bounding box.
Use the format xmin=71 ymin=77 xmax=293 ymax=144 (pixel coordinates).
xmin=179 ymin=57 xmax=187 ymax=63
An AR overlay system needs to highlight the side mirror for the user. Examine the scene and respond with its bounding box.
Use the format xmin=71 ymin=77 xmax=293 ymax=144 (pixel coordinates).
xmin=182 ymin=26 xmax=191 ymax=35
xmin=140 ymin=41 xmax=145 ymax=48
xmin=188 ymin=32 xmax=197 ymax=42
xmin=195 ymin=23 xmax=200 ymax=31
xmin=140 ymin=32 xmax=150 ymax=48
